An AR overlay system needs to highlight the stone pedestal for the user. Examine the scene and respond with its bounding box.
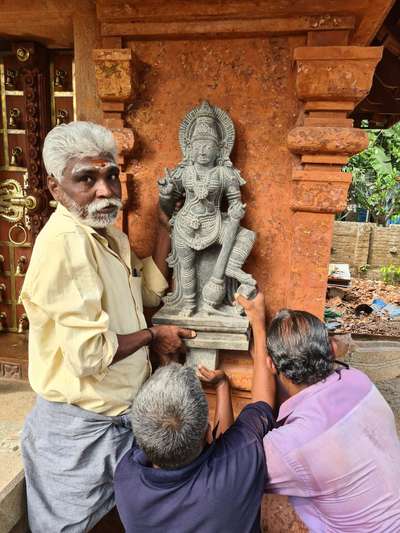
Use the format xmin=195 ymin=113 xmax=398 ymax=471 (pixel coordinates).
xmin=152 ymin=308 xmax=249 ymax=370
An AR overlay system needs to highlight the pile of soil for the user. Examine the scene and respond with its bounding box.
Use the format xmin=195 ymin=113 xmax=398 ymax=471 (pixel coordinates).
xmin=326 ymin=278 xmax=400 ymax=337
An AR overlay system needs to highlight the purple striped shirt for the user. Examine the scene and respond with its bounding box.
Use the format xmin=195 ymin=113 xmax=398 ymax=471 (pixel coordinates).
xmin=264 ymin=367 xmax=400 ymax=532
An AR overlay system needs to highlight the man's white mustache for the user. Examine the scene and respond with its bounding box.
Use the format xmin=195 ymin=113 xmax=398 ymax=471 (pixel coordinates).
xmin=88 ymin=198 xmax=122 ymax=215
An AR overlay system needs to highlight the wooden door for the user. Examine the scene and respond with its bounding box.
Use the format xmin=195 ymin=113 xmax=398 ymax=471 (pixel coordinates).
xmin=0 ymin=42 xmax=74 ymax=380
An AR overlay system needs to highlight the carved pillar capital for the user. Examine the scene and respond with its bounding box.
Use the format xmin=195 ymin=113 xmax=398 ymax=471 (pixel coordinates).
xmin=93 ymin=48 xmax=136 ymax=229
xmin=289 ymin=45 xmax=383 ymax=214
xmin=294 ymin=46 xmax=383 ymax=104
xmin=288 ymin=126 xmax=368 ymax=156
xmin=291 ymin=170 xmax=352 ymax=214
xmin=92 ymin=48 xmax=135 ymax=102
xmin=111 ymin=127 xmax=135 ymax=162
xmin=287 ymin=45 xmax=382 ymax=316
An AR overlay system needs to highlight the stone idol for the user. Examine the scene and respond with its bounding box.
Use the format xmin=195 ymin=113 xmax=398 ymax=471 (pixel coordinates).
xmin=152 ymin=101 xmax=257 ymax=368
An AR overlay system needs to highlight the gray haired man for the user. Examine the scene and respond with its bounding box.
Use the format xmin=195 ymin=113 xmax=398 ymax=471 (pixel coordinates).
xmin=114 ymin=292 xmax=276 ymax=533
xmin=20 ymin=121 xmax=195 ymax=532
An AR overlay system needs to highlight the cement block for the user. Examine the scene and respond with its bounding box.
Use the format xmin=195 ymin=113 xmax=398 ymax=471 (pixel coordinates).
xmin=346 ymin=340 xmax=400 ymax=382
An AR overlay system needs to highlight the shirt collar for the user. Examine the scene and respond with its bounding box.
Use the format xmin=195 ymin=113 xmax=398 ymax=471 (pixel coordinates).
xmin=54 ymin=202 xmax=116 ymax=248
xmin=131 ymin=442 xmax=215 ymax=484
xmin=277 ymin=369 xmax=346 ymax=422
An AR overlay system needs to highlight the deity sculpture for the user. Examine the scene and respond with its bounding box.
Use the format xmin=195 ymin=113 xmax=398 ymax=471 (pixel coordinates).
xmin=158 ymin=101 xmax=256 ymax=317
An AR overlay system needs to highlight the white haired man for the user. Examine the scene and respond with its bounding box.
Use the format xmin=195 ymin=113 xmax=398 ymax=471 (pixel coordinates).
xmin=20 ymin=121 xmax=195 ymax=532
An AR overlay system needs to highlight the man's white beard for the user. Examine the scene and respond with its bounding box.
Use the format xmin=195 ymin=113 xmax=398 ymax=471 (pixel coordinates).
xmin=61 ymin=193 xmax=122 ymax=228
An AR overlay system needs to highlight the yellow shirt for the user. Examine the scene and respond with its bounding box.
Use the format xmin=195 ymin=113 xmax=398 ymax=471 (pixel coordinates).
xmin=20 ymin=204 xmax=168 ymax=415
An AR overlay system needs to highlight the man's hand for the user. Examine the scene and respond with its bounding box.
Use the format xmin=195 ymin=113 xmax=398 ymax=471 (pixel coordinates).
xmin=197 ymin=365 xmax=228 ymax=389
xmin=234 ymin=291 xmax=266 ymax=329
xmin=198 ymin=365 xmax=233 ymax=436
xmin=150 ymin=325 xmax=196 ymax=364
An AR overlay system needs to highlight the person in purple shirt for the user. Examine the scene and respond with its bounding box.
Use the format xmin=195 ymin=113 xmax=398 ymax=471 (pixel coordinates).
xmin=263 ymin=308 xmax=400 ymax=532
xmin=114 ymin=292 xmax=276 ymax=533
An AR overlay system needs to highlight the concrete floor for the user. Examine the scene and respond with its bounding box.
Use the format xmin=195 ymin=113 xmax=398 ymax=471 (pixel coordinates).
xmin=0 ymin=380 xmax=35 ymax=489
xmin=0 ymin=380 xmax=35 ymax=533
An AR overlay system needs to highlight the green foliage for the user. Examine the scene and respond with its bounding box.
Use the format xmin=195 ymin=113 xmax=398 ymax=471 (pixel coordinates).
xmin=344 ymin=122 xmax=400 ymax=225
xmin=380 ymin=264 xmax=400 ymax=284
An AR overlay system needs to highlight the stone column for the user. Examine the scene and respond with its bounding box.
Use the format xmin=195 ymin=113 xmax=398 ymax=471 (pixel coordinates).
xmin=287 ymin=46 xmax=383 ymax=317
xmin=92 ymin=48 xmax=136 ymax=229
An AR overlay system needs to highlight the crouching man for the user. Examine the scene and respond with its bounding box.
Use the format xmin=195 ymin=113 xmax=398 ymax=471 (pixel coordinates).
xmin=114 ymin=293 xmax=276 ymax=533
xmin=264 ymin=309 xmax=400 ymax=532
xmin=20 ymin=121 xmax=195 ymax=532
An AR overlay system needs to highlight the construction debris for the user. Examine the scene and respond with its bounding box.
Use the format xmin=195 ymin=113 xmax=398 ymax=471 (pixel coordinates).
xmin=328 ymin=263 xmax=351 ymax=288
xmin=325 ymin=278 xmax=400 ymax=336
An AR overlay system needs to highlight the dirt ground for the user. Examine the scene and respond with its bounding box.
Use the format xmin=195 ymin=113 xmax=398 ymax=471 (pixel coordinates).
xmin=262 ymin=495 xmax=307 ymax=532
xmin=326 ymin=278 xmax=400 ymax=337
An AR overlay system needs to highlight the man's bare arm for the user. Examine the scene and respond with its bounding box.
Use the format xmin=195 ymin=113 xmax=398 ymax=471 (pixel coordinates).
xmin=251 ymin=320 xmax=276 ymax=407
xmin=112 ymin=325 xmax=196 ymax=365
xmin=198 ymin=366 xmax=234 ymax=437
xmin=235 ymin=292 xmax=276 ymax=407
xmin=113 ymin=329 xmax=153 ymax=364
xmin=214 ymin=379 xmax=234 ymax=437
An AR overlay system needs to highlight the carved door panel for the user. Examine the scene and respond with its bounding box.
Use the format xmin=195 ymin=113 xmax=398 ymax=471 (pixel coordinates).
xmin=0 ymin=43 xmax=74 ymax=379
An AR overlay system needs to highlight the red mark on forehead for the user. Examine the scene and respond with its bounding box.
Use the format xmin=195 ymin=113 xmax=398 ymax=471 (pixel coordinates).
xmin=91 ymin=159 xmax=110 ymax=167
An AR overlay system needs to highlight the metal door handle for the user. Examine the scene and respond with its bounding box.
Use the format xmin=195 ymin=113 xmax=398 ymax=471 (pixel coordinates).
xmin=9 ymin=195 xmax=37 ymax=210
xmin=0 ymin=179 xmax=40 ymax=222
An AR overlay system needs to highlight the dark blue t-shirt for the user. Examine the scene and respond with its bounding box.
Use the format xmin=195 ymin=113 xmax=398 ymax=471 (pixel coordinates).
xmin=114 ymin=401 xmax=274 ymax=533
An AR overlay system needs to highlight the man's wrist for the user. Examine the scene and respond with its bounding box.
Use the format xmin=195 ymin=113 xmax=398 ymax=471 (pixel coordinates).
xmin=251 ymin=335 xmax=267 ymax=360
xmin=216 ymin=375 xmax=230 ymax=390
xmin=252 ymin=330 xmax=266 ymax=345
xmin=252 ymin=321 xmax=266 ymax=335
xmin=145 ymin=327 xmax=155 ymax=345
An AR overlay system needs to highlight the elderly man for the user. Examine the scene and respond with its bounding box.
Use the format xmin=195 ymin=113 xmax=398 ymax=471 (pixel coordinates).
xmin=20 ymin=121 xmax=195 ymax=533
xmin=263 ymin=309 xmax=400 ymax=532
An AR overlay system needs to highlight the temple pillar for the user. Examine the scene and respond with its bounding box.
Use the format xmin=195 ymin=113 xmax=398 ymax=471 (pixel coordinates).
xmin=92 ymin=47 xmax=136 ymax=230
xmin=287 ymin=46 xmax=383 ymax=317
